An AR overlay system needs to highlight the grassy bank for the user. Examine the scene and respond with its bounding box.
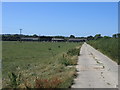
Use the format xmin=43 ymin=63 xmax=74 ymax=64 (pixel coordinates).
xmin=88 ymin=38 xmax=119 ymax=64
xmin=2 ymin=41 xmax=82 ymax=88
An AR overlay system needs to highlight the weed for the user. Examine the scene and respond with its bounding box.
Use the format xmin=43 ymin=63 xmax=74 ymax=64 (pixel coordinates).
xmin=58 ymin=46 xmax=61 ymax=48
xmin=107 ymin=82 xmax=111 ymax=85
xmin=35 ymin=77 xmax=62 ymax=88
xmin=8 ymin=72 xmax=21 ymax=88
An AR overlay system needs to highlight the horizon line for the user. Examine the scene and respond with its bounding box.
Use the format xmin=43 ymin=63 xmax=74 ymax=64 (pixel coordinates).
xmin=1 ymin=33 xmax=118 ymax=37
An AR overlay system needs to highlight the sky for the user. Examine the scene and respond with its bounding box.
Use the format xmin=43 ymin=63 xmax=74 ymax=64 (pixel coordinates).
xmin=2 ymin=2 xmax=118 ymax=37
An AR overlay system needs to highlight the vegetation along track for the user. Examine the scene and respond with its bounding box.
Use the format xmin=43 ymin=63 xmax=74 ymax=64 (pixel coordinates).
xmin=88 ymin=38 xmax=119 ymax=64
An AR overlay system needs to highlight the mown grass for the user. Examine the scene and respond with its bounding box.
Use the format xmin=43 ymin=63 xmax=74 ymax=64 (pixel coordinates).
xmin=2 ymin=41 xmax=82 ymax=88
xmin=88 ymin=38 xmax=119 ymax=64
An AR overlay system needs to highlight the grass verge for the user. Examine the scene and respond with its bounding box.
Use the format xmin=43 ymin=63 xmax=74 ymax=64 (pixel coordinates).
xmin=87 ymin=38 xmax=119 ymax=64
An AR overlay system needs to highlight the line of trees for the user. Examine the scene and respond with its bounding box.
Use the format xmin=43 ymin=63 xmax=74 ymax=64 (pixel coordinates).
xmin=1 ymin=33 xmax=120 ymax=41
xmin=86 ymin=33 xmax=120 ymax=41
xmin=112 ymin=33 xmax=120 ymax=38
xmin=1 ymin=34 xmax=75 ymax=41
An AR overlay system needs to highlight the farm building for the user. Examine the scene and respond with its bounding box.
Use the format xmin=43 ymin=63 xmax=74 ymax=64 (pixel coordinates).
xmin=68 ymin=38 xmax=86 ymax=42
xmin=39 ymin=36 xmax=52 ymax=42
xmin=52 ymin=38 xmax=65 ymax=42
xmin=21 ymin=37 xmax=39 ymax=41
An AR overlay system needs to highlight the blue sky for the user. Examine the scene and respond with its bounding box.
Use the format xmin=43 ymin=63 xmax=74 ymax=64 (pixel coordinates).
xmin=2 ymin=2 xmax=118 ymax=37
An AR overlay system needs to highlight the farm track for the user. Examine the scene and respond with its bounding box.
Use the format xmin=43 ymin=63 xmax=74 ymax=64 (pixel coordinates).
xmin=72 ymin=43 xmax=118 ymax=88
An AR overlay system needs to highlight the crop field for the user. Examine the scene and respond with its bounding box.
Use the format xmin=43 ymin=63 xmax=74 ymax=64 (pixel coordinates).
xmin=88 ymin=38 xmax=119 ymax=64
xmin=2 ymin=41 xmax=82 ymax=88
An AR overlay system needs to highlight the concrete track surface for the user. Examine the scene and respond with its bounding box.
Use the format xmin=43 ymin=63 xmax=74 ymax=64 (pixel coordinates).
xmin=72 ymin=43 xmax=118 ymax=88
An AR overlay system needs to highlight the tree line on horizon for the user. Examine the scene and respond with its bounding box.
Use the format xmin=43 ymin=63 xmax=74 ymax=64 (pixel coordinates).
xmin=1 ymin=33 xmax=120 ymax=41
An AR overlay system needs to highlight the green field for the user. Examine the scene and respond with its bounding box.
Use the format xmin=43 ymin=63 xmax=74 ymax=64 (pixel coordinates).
xmin=88 ymin=38 xmax=119 ymax=64
xmin=2 ymin=41 xmax=82 ymax=88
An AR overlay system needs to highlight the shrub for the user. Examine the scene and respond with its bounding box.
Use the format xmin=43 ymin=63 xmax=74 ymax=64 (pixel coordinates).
xmin=35 ymin=77 xmax=62 ymax=88
xmin=67 ymin=48 xmax=80 ymax=56
xmin=60 ymin=57 xmax=71 ymax=66
xmin=60 ymin=55 xmax=78 ymax=66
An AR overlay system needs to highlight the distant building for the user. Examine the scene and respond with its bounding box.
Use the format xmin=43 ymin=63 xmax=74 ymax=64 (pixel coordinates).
xmin=21 ymin=37 xmax=39 ymax=41
xmin=52 ymin=38 xmax=65 ymax=42
xmin=39 ymin=36 xmax=52 ymax=42
xmin=68 ymin=38 xmax=86 ymax=42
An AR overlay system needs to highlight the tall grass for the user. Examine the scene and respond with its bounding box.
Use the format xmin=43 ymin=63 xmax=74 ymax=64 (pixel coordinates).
xmin=88 ymin=38 xmax=119 ymax=64
xmin=2 ymin=41 xmax=82 ymax=88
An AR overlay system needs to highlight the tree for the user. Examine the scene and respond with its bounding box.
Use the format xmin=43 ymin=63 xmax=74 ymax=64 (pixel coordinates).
xmin=70 ymin=35 xmax=75 ymax=38
xmin=94 ymin=34 xmax=102 ymax=40
xmin=117 ymin=33 xmax=120 ymax=38
xmin=112 ymin=34 xmax=117 ymax=38
xmin=54 ymin=36 xmax=65 ymax=38
xmin=103 ymin=36 xmax=111 ymax=39
xmin=112 ymin=33 xmax=120 ymax=38
xmin=87 ymin=36 xmax=94 ymax=41
xmin=33 ymin=34 xmax=38 ymax=37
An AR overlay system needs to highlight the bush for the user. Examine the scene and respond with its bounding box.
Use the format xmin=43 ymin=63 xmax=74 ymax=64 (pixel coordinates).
xmin=60 ymin=57 xmax=71 ymax=66
xmin=67 ymin=48 xmax=80 ymax=56
xmin=60 ymin=57 xmax=78 ymax=66
xmin=59 ymin=48 xmax=79 ymax=66
xmin=35 ymin=77 xmax=62 ymax=88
